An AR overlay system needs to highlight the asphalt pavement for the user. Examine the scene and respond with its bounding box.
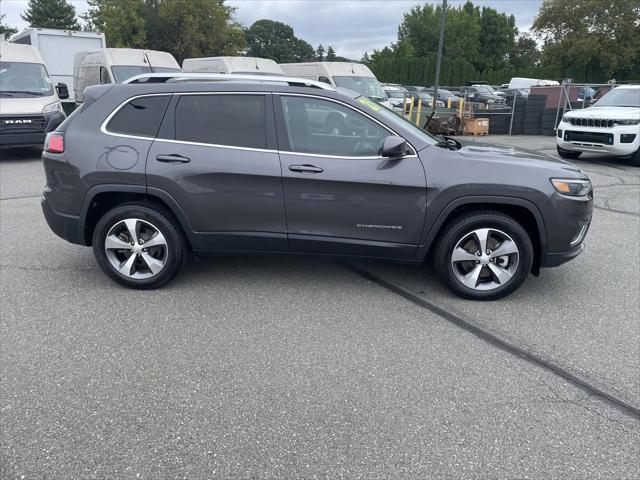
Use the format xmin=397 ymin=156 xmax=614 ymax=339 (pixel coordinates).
xmin=1 ymin=137 xmax=639 ymax=479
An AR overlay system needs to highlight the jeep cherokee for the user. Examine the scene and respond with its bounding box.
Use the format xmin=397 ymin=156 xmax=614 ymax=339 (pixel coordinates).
xmin=41 ymin=73 xmax=593 ymax=300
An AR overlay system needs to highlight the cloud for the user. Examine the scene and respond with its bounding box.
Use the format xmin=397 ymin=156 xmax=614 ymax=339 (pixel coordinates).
xmin=3 ymin=0 xmax=541 ymax=59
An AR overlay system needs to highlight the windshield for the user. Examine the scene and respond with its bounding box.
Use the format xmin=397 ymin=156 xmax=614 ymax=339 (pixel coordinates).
xmin=0 ymin=61 xmax=54 ymax=97
xmin=594 ymin=88 xmax=640 ymax=107
xmin=333 ymin=76 xmax=387 ymax=101
xmin=111 ymin=66 xmax=180 ymax=82
xmin=475 ymin=85 xmax=494 ymax=93
xmin=385 ymin=90 xmax=405 ymax=99
xmin=356 ymin=96 xmax=439 ymax=146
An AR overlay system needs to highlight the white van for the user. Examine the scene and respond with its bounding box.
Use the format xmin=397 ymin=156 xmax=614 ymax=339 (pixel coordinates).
xmin=182 ymin=56 xmax=284 ymax=75
xmin=0 ymin=41 xmax=68 ymax=148
xmin=11 ymin=28 xmax=106 ymax=111
xmin=279 ymin=62 xmax=391 ymax=108
xmin=74 ymin=48 xmax=181 ymax=104
xmin=508 ymin=77 xmax=560 ymax=90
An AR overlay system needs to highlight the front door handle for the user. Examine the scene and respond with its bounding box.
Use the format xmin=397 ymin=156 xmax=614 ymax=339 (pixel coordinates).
xmin=289 ymin=164 xmax=324 ymax=173
xmin=156 ymin=154 xmax=191 ymax=164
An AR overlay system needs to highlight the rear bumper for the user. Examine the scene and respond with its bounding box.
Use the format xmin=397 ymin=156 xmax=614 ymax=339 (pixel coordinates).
xmin=41 ymin=194 xmax=85 ymax=245
xmin=0 ymin=111 xmax=66 ymax=149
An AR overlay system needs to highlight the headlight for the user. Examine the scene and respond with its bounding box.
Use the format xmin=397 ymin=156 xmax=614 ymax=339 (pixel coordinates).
xmin=42 ymin=102 xmax=62 ymax=113
xmin=614 ymin=119 xmax=640 ymax=126
xmin=562 ymin=115 xmax=572 ymax=123
xmin=550 ymin=178 xmax=592 ymax=197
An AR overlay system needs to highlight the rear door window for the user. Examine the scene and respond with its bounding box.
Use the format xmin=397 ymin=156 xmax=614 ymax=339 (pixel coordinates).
xmin=106 ymin=95 xmax=171 ymax=137
xmin=174 ymin=94 xmax=267 ymax=149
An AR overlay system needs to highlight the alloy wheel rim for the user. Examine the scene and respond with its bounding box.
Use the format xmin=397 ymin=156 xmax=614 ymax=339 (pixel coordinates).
xmin=104 ymin=218 xmax=168 ymax=279
xmin=450 ymin=228 xmax=519 ymax=291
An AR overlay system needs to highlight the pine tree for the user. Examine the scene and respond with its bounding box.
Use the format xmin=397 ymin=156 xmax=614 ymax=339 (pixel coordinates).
xmin=21 ymin=0 xmax=80 ymax=30
xmin=316 ymin=44 xmax=325 ymax=61
xmin=326 ymin=46 xmax=337 ymax=61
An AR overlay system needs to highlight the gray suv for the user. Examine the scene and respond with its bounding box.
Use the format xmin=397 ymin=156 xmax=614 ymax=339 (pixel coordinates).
xmin=41 ymin=74 xmax=593 ymax=300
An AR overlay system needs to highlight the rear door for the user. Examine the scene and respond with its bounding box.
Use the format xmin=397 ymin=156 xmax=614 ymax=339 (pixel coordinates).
xmin=147 ymin=92 xmax=287 ymax=252
xmin=274 ymin=94 xmax=427 ymax=259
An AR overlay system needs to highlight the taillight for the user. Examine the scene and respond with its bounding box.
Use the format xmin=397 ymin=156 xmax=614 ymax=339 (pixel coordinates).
xmin=45 ymin=133 xmax=64 ymax=153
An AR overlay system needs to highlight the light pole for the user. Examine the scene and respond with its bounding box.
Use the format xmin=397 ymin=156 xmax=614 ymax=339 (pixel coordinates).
xmin=433 ymin=0 xmax=447 ymax=114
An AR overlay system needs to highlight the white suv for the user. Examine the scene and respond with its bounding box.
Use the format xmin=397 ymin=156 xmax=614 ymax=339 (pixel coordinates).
xmin=556 ymin=85 xmax=640 ymax=166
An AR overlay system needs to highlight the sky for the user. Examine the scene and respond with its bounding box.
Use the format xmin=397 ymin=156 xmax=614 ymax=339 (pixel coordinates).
xmin=1 ymin=0 xmax=543 ymax=60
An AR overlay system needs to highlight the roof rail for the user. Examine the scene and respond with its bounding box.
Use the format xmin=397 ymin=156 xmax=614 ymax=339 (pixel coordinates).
xmin=122 ymin=72 xmax=335 ymax=90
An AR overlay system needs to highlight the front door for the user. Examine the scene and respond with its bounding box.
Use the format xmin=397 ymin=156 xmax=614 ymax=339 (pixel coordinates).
xmin=274 ymin=94 xmax=427 ymax=259
xmin=147 ymin=92 xmax=287 ymax=252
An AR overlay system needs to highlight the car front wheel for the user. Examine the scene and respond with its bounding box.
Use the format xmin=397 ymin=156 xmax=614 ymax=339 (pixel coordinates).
xmin=434 ymin=211 xmax=534 ymax=300
xmin=92 ymin=203 xmax=187 ymax=289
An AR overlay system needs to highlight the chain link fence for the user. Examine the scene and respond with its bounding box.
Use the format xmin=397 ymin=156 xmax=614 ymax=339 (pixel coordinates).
xmin=398 ymin=82 xmax=624 ymax=136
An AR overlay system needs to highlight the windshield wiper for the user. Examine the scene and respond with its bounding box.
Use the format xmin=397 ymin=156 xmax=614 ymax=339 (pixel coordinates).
xmin=435 ymin=135 xmax=462 ymax=151
xmin=0 ymin=90 xmax=45 ymax=96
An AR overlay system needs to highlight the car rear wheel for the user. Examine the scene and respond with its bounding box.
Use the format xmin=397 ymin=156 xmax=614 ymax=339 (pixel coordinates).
xmin=92 ymin=203 xmax=187 ymax=289
xmin=434 ymin=211 xmax=534 ymax=300
xmin=557 ymin=146 xmax=582 ymax=160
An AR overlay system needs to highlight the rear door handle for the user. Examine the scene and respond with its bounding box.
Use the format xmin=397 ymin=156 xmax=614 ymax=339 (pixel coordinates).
xmin=156 ymin=154 xmax=191 ymax=163
xmin=289 ymin=164 xmax=324 ymax=173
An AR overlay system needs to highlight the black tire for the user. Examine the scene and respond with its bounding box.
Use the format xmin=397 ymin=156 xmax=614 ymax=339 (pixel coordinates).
xmin=434 ymin=210 xmax=534 ymax=300
xmin=626 ymin=148 xmax=640 ymax=167
xmin=92 ymin=203 xmax=187 ymax=289
xmin=557 ymin=146 xmax=582 ymax=160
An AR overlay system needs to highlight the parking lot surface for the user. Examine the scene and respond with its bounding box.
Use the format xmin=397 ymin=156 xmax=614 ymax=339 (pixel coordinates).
xmin=1 ymin=137 xmax=639 ymax=479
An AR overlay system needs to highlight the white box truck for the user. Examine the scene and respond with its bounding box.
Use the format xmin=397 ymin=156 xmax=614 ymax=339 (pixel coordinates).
xmin=0 ymin=41 xmax=68 ymax=148
xmin=11 ymin=28 xmax=106 ymax=112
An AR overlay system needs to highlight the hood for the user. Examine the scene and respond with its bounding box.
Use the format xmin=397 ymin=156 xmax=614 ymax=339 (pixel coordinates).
xmin=455 ymin=140 xmax=586 ymax=177
xmin=564 ymin=106 xmax=640 ymax=120
xmin=0 ymin=95 xmax=58 ymax=115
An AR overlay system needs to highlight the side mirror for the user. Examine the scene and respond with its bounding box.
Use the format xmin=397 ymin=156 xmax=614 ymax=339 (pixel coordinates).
xmin=381 ymin=135 xmax=408 ymax=158
xmin=56 ymin=82 xmax=69 ymax=100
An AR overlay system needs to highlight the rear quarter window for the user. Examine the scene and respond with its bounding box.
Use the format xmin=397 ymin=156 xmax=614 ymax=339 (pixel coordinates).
xmin=106 ymin=95 xmax=171 ymax=137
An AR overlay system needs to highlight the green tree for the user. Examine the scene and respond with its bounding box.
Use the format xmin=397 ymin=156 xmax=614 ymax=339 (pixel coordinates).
xmin=316 ymin=44 xmax=325 ymax=61
xmin=326 ymin=46 xmax=337 ymax=61
xmin=245 ymin=19 xmax=314 ymax=63
xmin=21 ymin=0 xmax=80 ymax=29
xmin=508 ymin=33 xmax=540 ymax=71
xmin=1 ymin=14 xmax=18 ymax=38
xmin=532 ymin=0 xmax=640 ymax=81
xmin=146 ymin=0 xmax=245 ymax=62
xmin=84 ymin=0 xmax=147 ymax=48
xmin=477 ymin=7 xmax=517 ymax=71
xmin=84 ymin=0 xmax=245 ymax=62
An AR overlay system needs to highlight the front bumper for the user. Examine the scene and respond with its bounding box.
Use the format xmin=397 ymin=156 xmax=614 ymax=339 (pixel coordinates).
xmin=540 ymin=189 xmax=593 ymax=269
xmin=556 ymin=121 xmax=640 ymax=156
xmin=41 ymin=194 xmax=85 ymax=245
xmin=0 ymin=111 xmax=66 ymax=149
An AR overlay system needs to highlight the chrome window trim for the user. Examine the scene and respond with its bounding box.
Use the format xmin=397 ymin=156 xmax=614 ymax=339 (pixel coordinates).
xmin=154 ymin=137 xmax=277 ymax=154
xmin=100 ymin=91 xmax=418 ymax=159
xmin=100 ymin=93 xmax=175 ymax=140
